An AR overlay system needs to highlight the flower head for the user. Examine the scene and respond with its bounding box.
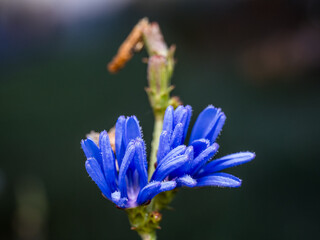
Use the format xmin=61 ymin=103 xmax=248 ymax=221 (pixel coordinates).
xmin=81 ymin=116 xmax=176 ymax=209
xmin=152 ymin=105 xmax=255 ymax=188
xmin=81 ymin=105 xmax=254 ymax=209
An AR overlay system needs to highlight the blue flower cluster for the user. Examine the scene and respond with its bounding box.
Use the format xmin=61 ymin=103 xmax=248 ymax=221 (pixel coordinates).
xmin=81 ymin=105 xmax=255 ymax=209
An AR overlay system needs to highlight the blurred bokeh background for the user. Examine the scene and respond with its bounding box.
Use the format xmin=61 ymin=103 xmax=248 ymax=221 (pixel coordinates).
xmin=1 ymin=0 xmax=320 ymax=239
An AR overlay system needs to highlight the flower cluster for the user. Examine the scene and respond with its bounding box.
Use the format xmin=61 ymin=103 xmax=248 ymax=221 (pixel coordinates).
xmin=81 ymin=105 xmax=255 ymax=209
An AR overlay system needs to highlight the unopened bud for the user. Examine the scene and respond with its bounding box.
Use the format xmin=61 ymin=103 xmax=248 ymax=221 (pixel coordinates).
xmin=142 ymin=22 xmax=168 ymax=56
xmin=148 ymin=55 xmax=168 ymax=94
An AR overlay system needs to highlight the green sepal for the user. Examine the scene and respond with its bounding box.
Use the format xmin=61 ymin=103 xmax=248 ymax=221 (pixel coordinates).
xmin=153 ymin=189 xmax=178 ymax=211
xmin=126 ymin=205 xmax=161 ymax=240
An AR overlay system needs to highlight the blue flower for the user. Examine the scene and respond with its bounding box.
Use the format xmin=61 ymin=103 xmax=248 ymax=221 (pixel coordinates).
xmin=81 ymin=116 xmax=177 ymax=209
xmin=152 ymin=105 xmax=255 ymax=188
xmin=81 ymin=105 xmax=254 ymax=209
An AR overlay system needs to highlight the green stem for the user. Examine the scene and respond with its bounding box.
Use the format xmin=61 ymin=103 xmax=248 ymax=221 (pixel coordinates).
xmin=122 ymin=19 xmax=177 ymax=240
xmin=148 ymin=114 xmax=164 ymax=179
xmin=139 ymin=231 xmax=157 ymax=240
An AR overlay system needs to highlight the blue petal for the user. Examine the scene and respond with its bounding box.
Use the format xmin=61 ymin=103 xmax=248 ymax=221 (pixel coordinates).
xmin=183 ymin=105 xmax=192 ymax=140
xmin=207 ymin=112 xmax=226 ymax=144
xmin=115 ymin=116 xmax=126 ymax=165
xmin=176 ymin=109 xmax=189 ymax=143
xmin=124 ymin=116 xmax=142 ymax=146
xmin=196 ymin=173 xmax=242 ymax=188
xmin=85 ymin=157 xmax=111 ymax=199
xmin=136 ymin=181 xmax=161 ymax=205
xmin=189 ymin=106 xmax=226 ymax=144
xmin=189 ymin=106 xmax=218 ymax=142
xmin=169 ymin=146 xmax=194 ymax=178
xmin=190 ymin=139 xmax=210 ymax=157
xmin=157 ymin=131 xmax=171 ymax=163
xmin=176 ymin=175 xmax=197 ymax=187
xmin=81 ymin=138 xmax=102 ymax=166
xmin=134 ymin=139 xmax=148 ymax=189
xmin=174 ymin=106 xmax=191 ymax=143
xmin=162 ymin=106 xmax=174 ymax=133
xmin=99 ymin=131 xmax=118 ymax=192
xmin=159 ymin=180 xmax=177 ymax=192
xmin=170 ymin=123 xmax=184 ymax=148
xmin=137 ymin=181 xmax=177 ymax=205
xmin=189 ymin=143 xmax=219 ymax=176
xmin=173 ymin=106 xmax=185 ymax=126
xmin=198 ymin=152 xmax=255 ymax=177
xmin=175 ymin=108 xmax=188 ymax=127
xmin=111 ymin=191 xmax=128 ymax=208
xmin=151 ymin=155 xmax=189 ymax=182
xmin=158 ymin=145 xmax=186 ymax=165
xmin=118 ymin=141 xmax=136 ymax=199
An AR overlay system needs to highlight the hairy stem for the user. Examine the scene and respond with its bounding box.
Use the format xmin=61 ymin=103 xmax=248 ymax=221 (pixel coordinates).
xmin=108 ymin=18 xmax=177 ymax=240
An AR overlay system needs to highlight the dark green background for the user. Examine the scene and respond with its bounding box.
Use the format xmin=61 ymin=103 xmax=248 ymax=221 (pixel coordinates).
xmin=1 ymin=1 xmax=320 ymax=239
